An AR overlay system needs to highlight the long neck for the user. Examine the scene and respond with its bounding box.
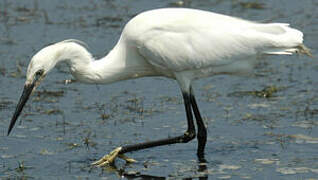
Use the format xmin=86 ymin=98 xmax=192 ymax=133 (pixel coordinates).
xmin=88 ymin=40 xmax=156 ymax=84
xmin=55 ymin=40 xmax=155 ymax=84
xmin=52 ymin=42 xmax=98 ymax=83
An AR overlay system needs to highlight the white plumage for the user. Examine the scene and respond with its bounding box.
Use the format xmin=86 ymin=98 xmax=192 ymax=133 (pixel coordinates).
xmin=26 ymin=8 xmax=308 ymax=89
xmin=8 ymin=8 xmax=311 ymax=166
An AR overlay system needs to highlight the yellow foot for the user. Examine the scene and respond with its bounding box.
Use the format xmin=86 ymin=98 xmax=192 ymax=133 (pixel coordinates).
xmin=92 ymin=147 xmax=137 ymax=167
xmin=118 ymin=154 xmax=137 ymax=163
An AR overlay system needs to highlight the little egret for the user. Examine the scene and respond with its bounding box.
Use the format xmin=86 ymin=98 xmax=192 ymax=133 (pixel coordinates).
xmin=8 ymin=8 xmax=311 ymax=166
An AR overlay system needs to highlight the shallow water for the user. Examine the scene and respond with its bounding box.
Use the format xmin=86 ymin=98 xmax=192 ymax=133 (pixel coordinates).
xmin=1 ymin=0 xmax=318 ymax=179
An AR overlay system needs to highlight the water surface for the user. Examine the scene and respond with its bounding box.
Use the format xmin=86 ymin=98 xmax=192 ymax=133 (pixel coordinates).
xmin=1 ymin=0 xmax=318 ymax=179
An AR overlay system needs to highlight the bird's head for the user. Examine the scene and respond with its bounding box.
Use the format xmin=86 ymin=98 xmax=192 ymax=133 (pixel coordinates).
xmin=7 ymin=39 xmax=91 ymax=135
xmin=7 ymin=45 xmax=56 ymax=135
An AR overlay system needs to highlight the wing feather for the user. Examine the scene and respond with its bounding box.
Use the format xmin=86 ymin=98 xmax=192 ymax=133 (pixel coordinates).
xmin=128 ymin=8 xmax=303 ymax=72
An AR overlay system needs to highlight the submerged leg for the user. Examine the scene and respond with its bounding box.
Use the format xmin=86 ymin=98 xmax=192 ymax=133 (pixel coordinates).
xmin=190 ymin=87 xmax=207 ymax=160
xmin=92 ymin=92 xmax=196 ymax=167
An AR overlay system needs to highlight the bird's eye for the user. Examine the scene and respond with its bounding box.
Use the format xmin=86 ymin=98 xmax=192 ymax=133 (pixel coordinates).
xmin=36 ymin=69 xmax=44 ymax=76
xmin=35 ymin=69 xmax=44 ymax=80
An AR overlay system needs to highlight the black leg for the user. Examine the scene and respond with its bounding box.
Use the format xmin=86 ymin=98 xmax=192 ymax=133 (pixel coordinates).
xmin=190 ymin=87 xmax=207 ymax=160
xmin=119 ymin=92 xmax=196 ymax=154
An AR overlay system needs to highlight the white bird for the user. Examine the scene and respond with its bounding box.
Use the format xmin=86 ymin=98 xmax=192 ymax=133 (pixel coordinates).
xmin=8 ymin=8 xmax=311 ymax=166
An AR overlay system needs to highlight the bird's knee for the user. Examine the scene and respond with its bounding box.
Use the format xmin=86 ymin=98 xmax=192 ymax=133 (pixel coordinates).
xmin=182 ymin=131 xmax=196 ymax=143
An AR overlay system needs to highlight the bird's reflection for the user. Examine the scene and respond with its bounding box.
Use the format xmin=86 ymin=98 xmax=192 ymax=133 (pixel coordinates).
xmin=197 ymin=158 xmax=208 ymax=180
xmin=100 ymin=158 xmax=209 ymax=180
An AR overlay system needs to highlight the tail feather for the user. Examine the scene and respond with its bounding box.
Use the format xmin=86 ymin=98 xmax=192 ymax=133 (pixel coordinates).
xmin=252 ymin=23 xmax=312 ymax=57
xmin=264 ymin=44 xmax=312 ymax=57
xmin=296 ymin=44 xmax=313 ymax=57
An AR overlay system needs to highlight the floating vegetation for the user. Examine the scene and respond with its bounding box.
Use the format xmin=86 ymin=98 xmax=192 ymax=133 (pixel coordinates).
xmin=10 ymin=61 xmax=24 ymax=78
xmin=83 ymin=136 xmax=97 ymax=149
xmin=96 ymin=16 xmax=123 ymax=27
xmin=35 ymin=89 xmax=64 ymax=97
xmin=40 ymin=149 xmax=54 ymax=155
xmin=168 ymin=0 xmax=191 ymax=7
xmin=82 ymin=131 xmax=97 ymax=149
xmin=33 ymin=89 xmax=64 ymax=102
xmin=229 ymin=85 xmax=284 ymax=98
xmin=122 ymin=171 xmax=166 ymax=180
xmin=65 ymin=142 xmax=81 ymax=150
xmin=292 ymin=120 xmax=318 ymax=129
xmin=289 ymin=134 xmax=318 ymax=144
xmin=42 ymin=9 xmax=53 ymax=24
xmin=241 ymin=112 xmax=282 ymax=129
xmin=124 ymin=96 xmax=144 ymax=114
xmin=231 ymin=0 xmax=266 ymax=10
xmin=0 ymin=37 xmax=16 ymax=45
xmin=43 ymin=108 xmax=63 ymax=115
xmin=238 ymin=2 xmax=265 ymax=9
xmin=277 ymin=167 xmax=318 ymax=175
xmin=2 ymin=0 xmax=41 ymax=28
xmin=0 ymin=99 xmax=13 ymax=110
xmin=15 ymin=160 xmax=34 ymax=173
xmin=15 ymin=161 xmax=26 ymax=173
xmin=254 ymin=158 xmax=279 ymax=165
xmin=95 ymin=103 xmax=113 ymax=121
xmin=0 ymin=66 xmax=6 ymax=76
xmin=303 ymin=106 xmax=318 ymax=118
xmin=158 ymin=96 xmax=182 ymax=104
xmin=14 ymin=0 xmax=39 ymax=17
xmin=265 ymin=132 xmax=318 ymax=145
xmin=100 ymin=113 xmax=110 ymax=120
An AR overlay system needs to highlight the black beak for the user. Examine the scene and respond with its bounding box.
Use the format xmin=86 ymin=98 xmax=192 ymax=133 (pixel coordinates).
xmin=7 ymin=81 xmax=36 ymax=135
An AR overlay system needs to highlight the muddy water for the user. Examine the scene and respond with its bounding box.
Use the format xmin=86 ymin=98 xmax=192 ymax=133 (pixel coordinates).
xmin=1 ymin=0 xmax=318 ymax=179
